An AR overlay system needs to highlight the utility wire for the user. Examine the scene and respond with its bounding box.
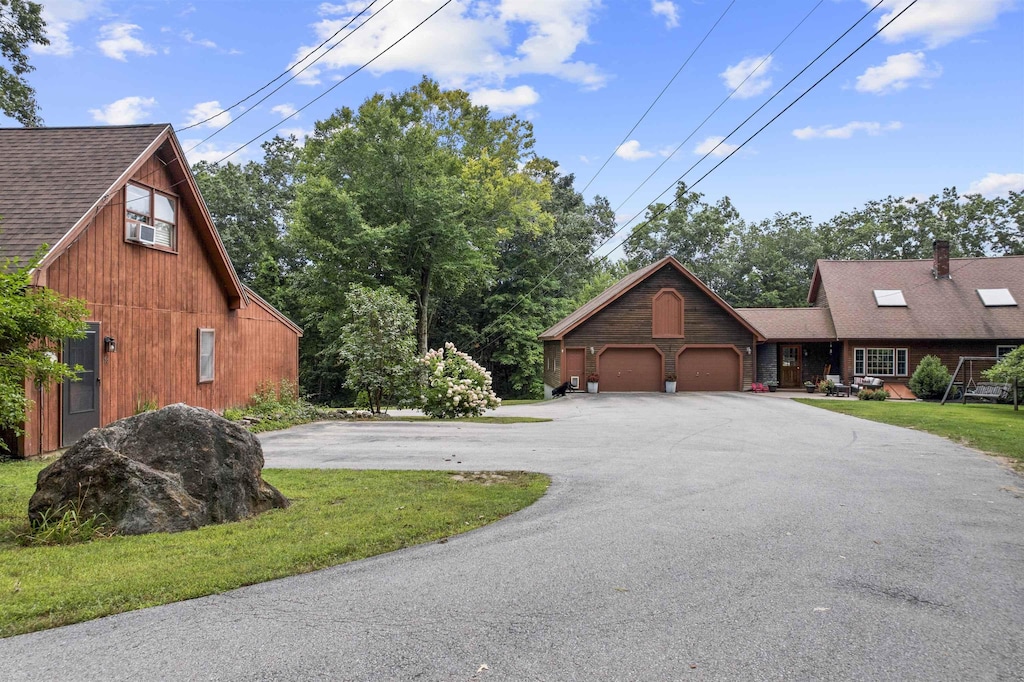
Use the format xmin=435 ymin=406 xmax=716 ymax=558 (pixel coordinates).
xmin=471 ymin=0 xmax=914 ymax=355
xmin=471 ymin=0 xmax=824 ymax=305
xmin=607 ymin=0 xmax=825 ymax=219
xmin=179 ymin=0 xmax=383 ymax=132
xmin=187 ymin=0 xmax=398 ymax=152
xmin=211 ymin=0 xmax=455 ymax=165
xmin=577 ymin=0 xmax=737 ymax=196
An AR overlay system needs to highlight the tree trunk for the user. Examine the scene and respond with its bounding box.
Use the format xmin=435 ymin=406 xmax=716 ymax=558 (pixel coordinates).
xmin=416 ymin=267 xmax=431 ymax=357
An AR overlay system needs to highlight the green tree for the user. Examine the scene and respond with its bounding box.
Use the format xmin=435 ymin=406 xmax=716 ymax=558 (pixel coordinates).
xmin=726 ymin=212 xmax=822 ymax=308
xmin=328 ymin=284 xmax=417 ymax=414
xmin=192 ymin=136 xmax=300 ymax=304
xmin=1 ymin=252 xmax=89 ymax=450
xmin=1 ymin=0 xmax=48 ymax=126
xmin=297 ymin=77 xmax=551 ymax=357
xmin=623 ymin=182 xmax=744 ymax=294
xmin=984 ymin=346 xmax=1024 ymax=385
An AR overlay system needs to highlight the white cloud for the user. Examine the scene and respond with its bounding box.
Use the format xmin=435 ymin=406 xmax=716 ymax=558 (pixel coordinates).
xmin=967 ymin=172 xmax=1024 ymax=197
xmin=855 ymin=51 xmax=940 ymax=94
xmin=184 ymin=101 xmax=231 ymax=129
xmin=89 ymin=96 xmax=157 ymax=125
xmin=469 ymin=85 xmax=539 ymax=113
xmin=694 ymin=136 xmax=739 ymax=158
xmin=182 ymin=30 xmax=218 ymax=49
xmin=720 ymin=55 xmax=773 ymax=99
xmin=278 ymin=126 xmax=313 ymax=144
xmin=868 ymin=0 xmax=1016 ymax=48
xmin=615 ymin=140 xmax=656 ymax=161
xmin=651 ymin=1 xmax=679 ymax=28
xmin=97 ymin=23 xmax=155 ymax=61
xmin=792 ymin=121 xmax=903 ymax=140
xmin=579 ymin=155 xmax=591 ymax=164
xmin=271 ymin=104 xmax=298 ymax=118
xmin=290 ymin=0 xmax=605 ymax=91
xmin=32 ymin=0 xmax=104 ymax=56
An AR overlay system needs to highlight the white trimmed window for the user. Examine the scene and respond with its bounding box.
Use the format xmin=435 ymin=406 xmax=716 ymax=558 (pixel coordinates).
xmin=126 ymin=182 xmax=177 ymax=249
xmin=854 ymin=347 xmax=909 ymax=376
xmin=997 ymin=345 xmax=1018 ymax=358
xmin=198 ymin=329 xmax=215 ymax=383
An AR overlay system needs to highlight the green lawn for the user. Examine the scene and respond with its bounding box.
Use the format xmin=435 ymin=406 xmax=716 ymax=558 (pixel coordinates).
xmin=0 ymin=463 xmax=548 ymax=638
xmin=795 ymin=399 xmax=1024 ymax=463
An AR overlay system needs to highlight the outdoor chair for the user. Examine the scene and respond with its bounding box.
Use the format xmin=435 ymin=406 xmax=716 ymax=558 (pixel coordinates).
xmin=826 ymin=374 xmax=851 ymax=397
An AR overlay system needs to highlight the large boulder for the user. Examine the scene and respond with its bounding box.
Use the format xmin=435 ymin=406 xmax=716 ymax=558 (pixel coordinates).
xmin=29 ymin=403 xmax=288 ymax=535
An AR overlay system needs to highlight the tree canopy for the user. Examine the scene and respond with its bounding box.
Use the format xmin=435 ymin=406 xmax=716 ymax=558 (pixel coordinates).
xmin=0 ymin=0 xmax=48 ymax=126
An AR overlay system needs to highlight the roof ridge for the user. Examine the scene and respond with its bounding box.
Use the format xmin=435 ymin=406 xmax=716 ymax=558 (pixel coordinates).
xmin=0 ymin=123 xmax=170 ymax=132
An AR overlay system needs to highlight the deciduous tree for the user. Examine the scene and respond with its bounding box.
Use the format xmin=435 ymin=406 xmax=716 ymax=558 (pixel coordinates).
xmin=0 ymin=0 xmax=48 ymax=126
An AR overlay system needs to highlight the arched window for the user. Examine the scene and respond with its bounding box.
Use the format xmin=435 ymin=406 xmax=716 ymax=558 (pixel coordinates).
xmin=652 ymin=288 xmax=684 ymax=338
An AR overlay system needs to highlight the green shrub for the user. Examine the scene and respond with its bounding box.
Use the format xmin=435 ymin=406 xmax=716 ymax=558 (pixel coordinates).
xmin=420 ymin=343 xmax=500 ymax=419
xmin=223 ymin=407 xmax=244 ymax=421
xmin=858 ymin=388 xmax=890 ymax=401
xmin=908 ymin=355 xmax=951 ymax=399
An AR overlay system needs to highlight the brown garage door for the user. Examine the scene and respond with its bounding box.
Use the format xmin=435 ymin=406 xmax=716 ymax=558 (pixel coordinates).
xmin=677 ymin=347 xmax=740 ymax=391
xmin=599 ymin=348 xmax=662 ymax=392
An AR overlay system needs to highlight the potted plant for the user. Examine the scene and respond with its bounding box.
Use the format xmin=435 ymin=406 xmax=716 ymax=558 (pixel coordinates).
xmin=765 ymin=380 xmax=778 ymax=393
xmin=818 ymin=378 xmax=835 ymax=396
xmin=587 ymin=373 xmax=599 ymax=394
xmin=665 ymin=372 xmax=677 ymax=393
xmin=803 ymin=380 xmax=816 ymax=394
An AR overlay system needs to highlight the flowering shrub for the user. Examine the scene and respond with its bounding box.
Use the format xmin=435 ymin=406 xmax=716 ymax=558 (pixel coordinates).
xmin=419 ymin=343 xmax=501 ymax=418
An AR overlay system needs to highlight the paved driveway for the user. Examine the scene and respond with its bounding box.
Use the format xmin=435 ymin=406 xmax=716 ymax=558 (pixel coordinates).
xmin=3 ymin=394 xmax=1023 ymax=680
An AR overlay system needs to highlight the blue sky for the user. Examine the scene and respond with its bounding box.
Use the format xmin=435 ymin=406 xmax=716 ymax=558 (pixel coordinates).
xmin=12 ymin=0 xmax=1024 ymax=250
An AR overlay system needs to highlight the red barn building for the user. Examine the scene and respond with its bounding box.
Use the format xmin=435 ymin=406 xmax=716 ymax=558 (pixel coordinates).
xmin=0 ymin=125 xmax=301 ymax=456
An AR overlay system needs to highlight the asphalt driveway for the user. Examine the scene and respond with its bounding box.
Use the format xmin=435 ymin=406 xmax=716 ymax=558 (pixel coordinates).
xmin=3 ymin=393 xmax=1023 ymax=680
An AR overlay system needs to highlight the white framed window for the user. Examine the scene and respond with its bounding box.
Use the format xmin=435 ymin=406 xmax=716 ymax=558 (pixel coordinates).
xmin=873 ymin=289 xmax=907 ymax=307
xmin=997 ymin=345 xmax=1018 ymax=358
xmin=977 ymin=289 xmax=1017 ymax=307
xmin=198 ymin=328 xmax=215 ymax=383
xmin=854 ymin=347 xmax=909 ymax=376
xmin=126 ymin=182 xmax=177 ymax=249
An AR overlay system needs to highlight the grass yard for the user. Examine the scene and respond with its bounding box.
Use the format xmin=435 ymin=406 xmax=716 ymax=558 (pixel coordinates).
xmin=796 ymin=399 xmax=1024 ymax=464
xmin=0 ymin=463 xmax=548 ymax=638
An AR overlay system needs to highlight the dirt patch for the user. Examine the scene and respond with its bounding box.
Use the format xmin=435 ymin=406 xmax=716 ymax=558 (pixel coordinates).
xmin=450 ymin=472 xmax=512 ymax=486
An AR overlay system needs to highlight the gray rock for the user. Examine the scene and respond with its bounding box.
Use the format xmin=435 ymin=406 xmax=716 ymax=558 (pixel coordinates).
xmin=28 ymin=404 xmax=289 ymax=535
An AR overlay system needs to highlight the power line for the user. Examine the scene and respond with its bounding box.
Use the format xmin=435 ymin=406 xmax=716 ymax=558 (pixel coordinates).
xmin=186 ymin=0 xmax=398 ymax=152
xmin=211 ymin=0 xmax=455 ymax=165
xmin=468 ymin=0 xmax=824 ymax=306
xmin=577 ymin=0 xmax=737 ymax=196
xmin=607 ymin=0 xmax=825 ymax=219
xmin=179 ymin=0 xmax=383 ymax=132
xmin=471 ymin=0 xmax=914 ymax=355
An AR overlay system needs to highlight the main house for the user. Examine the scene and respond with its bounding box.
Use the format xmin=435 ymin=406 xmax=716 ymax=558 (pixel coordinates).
xmin=541 ymin=243 xmax=1022 ymax=395
xmin=0 ymin=125 xmax=302 ymax=456
xmin=540 ymin=256 xmax=765 ymax=395
xmin=740 ymin=241 xmax=1022 ymax=391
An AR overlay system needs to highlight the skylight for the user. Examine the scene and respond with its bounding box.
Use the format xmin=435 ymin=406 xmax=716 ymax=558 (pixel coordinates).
xmin=977 ymin=288 xmax=1017 ymax=307
xmin=874 ymin=289 xmax=907 ymax=307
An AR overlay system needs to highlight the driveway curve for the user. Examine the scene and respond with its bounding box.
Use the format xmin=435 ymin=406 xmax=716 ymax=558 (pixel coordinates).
xmin=2 ymin=394 xmax=1022 ymax=680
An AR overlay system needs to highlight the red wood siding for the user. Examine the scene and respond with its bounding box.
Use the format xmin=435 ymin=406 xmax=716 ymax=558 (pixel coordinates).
xmin=563 ymin=265 xmax=756 ymax=389
xmin=20 ymin=149 xmax=299 ymax=456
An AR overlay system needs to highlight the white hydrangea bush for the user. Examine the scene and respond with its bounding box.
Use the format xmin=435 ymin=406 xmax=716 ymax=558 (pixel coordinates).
xmin=419 ymin=342 xmax=501 ymax=418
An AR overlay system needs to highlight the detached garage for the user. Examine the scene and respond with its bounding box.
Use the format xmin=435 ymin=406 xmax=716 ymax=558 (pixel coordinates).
xmin=540 ymin=256 xmax=763 ymax=395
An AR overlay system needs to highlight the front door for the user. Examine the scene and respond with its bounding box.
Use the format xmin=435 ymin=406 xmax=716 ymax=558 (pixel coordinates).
xmin=564 ymin=348 xmax=585 ymax=390
xmin=62 ymin=322 xmax=100 ymax=446
xmin=780 ymin=344 xmax=802 ymax=388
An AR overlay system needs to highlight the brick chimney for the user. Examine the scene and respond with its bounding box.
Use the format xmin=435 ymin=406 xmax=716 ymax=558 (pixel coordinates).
xmin=933 ymin=239 xmax=950 ymax=279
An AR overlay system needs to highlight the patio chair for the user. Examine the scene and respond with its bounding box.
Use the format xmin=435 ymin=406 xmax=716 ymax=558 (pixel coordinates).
xmin=826 ymin=374 xmax=851 ymax=397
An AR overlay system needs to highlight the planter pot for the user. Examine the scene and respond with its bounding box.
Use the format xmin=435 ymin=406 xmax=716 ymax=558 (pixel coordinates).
xmin=805 ymin=386 xmax=816 ymax=393
xmin=665 ymin=381 xmax=677 ymax=393
xmin=587 ymin=382 xmax=598 ymax=394
xmin=767 ymin=385 xmax=777 ymax=392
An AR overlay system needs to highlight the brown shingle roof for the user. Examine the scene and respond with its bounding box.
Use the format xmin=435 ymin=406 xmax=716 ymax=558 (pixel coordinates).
xmin=0 ymin=124 xmax=168 ymax=263
xmin=539 ymin=256 xmax=763 ymax=341
xmin=812 ymin=257 xmax=1024 ymax=340
xmin=735 ymin=307 xmax=837 ymax=341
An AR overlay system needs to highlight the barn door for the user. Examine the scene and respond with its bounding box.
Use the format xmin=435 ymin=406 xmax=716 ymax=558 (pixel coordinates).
xmin=62 ymin=322 xmax=100 ymax=446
